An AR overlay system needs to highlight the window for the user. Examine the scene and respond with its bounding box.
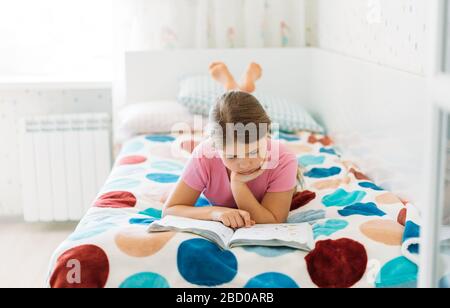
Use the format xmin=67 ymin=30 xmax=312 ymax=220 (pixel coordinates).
xmin=0 ymin=0 xmax=112 ymax=80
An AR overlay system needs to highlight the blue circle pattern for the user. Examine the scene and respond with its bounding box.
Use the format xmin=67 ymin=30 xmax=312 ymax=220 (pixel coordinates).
xmin=151 ymin=161 xmax=184 ymax=172
xmin=274 ymin=132 xmax=300 ymax=142
xmin=121 ymin=141 xmax=144 ymax=154
xmin=404 ymin=221 xmax=421 ymax=254
xmin=375 ymin=257 xmax=418 ymax=288
xmin=322 ymin=189 xmax=367 ymax=207
xmin=120 ymin=272 xmax=170 ymax=288
xmin=177 ymin=239 xmax=238 ymax=286
xmin=304 ymin=167 xmax=342 ymax=178
xmin=139 ymin=208 xmax=163 ymax=219
xmin=243 ymin=246 xmax=297 ymax=258
xmin=441 ymin=239 xmax=450 ymax=256
xmin=146 ymin=135 xmax=176 ymax=143
xmin=440 ymin=274 xmax=450 ymax=288
xmin=287 ymin=210 xmax=325 ymax=224
xmin=313 ymin=219 xmax=349 ymax=239
xmin=338 ymin=202 xmax=386 ymax=217
xmin=195 ymin=196 xmax=212 ymax=207
xmin=129 ymin=217 xmax=158 ymax=226
xmin=146 ymin=173 xmax=180 ymax=184
xmin=320 ymin=147 xmax=338 ymax=156
xmin=298 ymin=155 xmax=326 ymax=167
xmin=245 ymin=272 xmax=299 ymax=288
xmin=69 ymin=223 xmax=117 ymax=241
xmin=103 ymin=178 xmax=141 ymax=191
xmin=358 ymin=182 xmax=384 ymax=191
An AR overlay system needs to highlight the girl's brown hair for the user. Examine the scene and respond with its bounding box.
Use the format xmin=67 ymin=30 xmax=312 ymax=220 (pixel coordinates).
xmin=208 ymin=90 xmax=305 ymax=191
xmin=208 ymin=91 xmax=272 ymax=146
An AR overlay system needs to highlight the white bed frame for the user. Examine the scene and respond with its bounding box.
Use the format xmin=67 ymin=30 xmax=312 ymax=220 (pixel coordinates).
xmin=121 ymin=47 xmax=433 ymax=287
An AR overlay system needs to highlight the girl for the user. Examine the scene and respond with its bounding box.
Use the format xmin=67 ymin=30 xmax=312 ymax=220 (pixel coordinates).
xmin=163 ymin=63 xmax=299 ymax=229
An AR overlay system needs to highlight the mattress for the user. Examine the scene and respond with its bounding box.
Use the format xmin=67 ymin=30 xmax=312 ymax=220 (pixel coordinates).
xmin=47 ymin=131 xmax=420 ymax=288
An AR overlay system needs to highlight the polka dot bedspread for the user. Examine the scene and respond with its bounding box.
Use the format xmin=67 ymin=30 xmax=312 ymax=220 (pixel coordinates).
xmin=47 ymin=131 xmax=421 ymax=288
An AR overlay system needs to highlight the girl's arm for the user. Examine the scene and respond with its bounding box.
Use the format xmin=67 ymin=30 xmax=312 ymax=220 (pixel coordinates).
xmin=231 ymin=174 xmax=295 ymax=224
xmin=163 ymin=180 xmax=254 ymax=228
xmin=163 ymin=180 xmax=213 ymax=220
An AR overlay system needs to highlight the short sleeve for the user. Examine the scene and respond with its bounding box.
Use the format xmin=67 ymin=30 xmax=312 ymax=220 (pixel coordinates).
xmin=266 ymin=154 xmax=298 ymax=193
xmin=180 ymin=144 xmax=210 ymax=192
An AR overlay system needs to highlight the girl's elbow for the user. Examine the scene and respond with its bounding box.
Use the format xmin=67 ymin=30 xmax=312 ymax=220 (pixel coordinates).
xmin=162 ymin=203 xmax=175 ymax=217
xmin=273 ymin=214 xmax=288 ymax=224
xmin=275 ymin=218 xmax=287 ymax=224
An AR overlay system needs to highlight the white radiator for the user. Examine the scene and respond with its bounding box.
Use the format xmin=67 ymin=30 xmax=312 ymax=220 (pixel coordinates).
xmin=18 ymin=113 xmax=111 ymax=222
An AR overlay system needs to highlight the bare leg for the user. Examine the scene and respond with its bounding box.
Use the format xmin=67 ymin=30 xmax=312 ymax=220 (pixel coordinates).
xmin=209 ymin=62 xmax=239 ymax=91
xmin=239 ymin=62 xmax=262 ymax=93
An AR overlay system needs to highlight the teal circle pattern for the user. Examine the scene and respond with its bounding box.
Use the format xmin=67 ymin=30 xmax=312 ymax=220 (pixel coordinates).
xmin=121 ymin=141 xmax=144 ymax=154
xmin=243 ymin=246 xmax=297 ymax=258
xmin=103 ymin=178 xmax=141 ymax=191
xmin=120 ymin=272 xmax=170 ymax=288
xmin=245 ymin=272 xmax=299 ymax=288
xmin=69 ymin=223 xmax=117 ymax=241
xmin=322 ymin=189 xmax=367 ymax=207
xmin=375 ymin=257 xmax=418 ymax=288
xmin=146 ymin=173 xmax=180 ymax=184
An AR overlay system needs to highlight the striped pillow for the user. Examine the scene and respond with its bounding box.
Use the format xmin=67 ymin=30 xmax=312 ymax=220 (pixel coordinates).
xmin=178 ymin=74 xmax=324 ymax=134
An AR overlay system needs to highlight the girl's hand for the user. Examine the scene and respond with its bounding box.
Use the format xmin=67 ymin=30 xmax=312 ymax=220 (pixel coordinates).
xmin=231 ymin=169 xmax=265 ymax=184
xmin=211 ymin=208 xmax=255 ymax=229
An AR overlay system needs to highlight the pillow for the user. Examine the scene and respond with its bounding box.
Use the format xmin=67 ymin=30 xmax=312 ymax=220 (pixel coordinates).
xmin=178 ymin=74 xmax=325 ymax=134
xmin=117 ymin=101 xmax=206 ymax=139
xmin=177 ymin=74 xmax=226 ymax=117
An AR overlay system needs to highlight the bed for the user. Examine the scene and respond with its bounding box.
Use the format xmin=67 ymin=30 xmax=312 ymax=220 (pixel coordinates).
xmin=46 ymin=48 xmax=446 ymax=288
xmin=47 ymin=128 xmax=420 ymax=288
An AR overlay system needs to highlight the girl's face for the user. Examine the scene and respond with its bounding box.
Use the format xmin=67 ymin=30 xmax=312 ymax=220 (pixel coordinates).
xmin=220 ymin=136 xmax=269 ymax=175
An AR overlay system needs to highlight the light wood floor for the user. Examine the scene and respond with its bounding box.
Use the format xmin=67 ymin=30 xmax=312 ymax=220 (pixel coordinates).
xmin=0 ymin=217 xmax=76 ymax=288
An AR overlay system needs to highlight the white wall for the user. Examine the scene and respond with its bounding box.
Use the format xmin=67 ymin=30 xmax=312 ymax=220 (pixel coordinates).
xmin=0 ymin=89 xmax=112 ymax=216
xmin=307 ymin=0 xmax=428 ymax=75
xmin=304 ymin=0 xmax=431 ymax=208
xmin=307 ymin=49 xmax=428 ymax=207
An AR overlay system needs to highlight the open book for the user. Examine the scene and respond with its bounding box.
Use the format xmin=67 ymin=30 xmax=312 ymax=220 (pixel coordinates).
xmin=148 ymin=215 xmax=315 ymax=251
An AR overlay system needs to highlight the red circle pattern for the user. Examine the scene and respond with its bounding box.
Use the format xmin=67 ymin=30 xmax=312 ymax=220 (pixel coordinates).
xmin=94 ymin=191 xmax=137 ymax=208
xmin=305 ymin=238 xmax=368 ymax=288
xmin=50 ymin=245 xmax=109 ymax=288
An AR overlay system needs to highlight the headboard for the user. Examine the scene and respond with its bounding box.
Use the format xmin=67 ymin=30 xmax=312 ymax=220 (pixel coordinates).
xmin=122 ymin=48 xmax=430 ymax=210
xmin=124 ymin=48 xmax=310 ymax=103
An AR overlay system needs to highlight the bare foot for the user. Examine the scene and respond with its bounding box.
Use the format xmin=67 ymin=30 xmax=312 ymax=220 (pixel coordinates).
xmin=239 ymin=62 xmax=262 ymax=93
xmin=209 ymin=62 xmax=223 ymax=71
xmin=209 ymin=62 xmax=239 ymax=91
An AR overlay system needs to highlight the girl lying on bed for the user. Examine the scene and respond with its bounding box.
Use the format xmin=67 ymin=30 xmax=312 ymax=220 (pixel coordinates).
xmin=163 ymin=63 xmax=300 ymax=229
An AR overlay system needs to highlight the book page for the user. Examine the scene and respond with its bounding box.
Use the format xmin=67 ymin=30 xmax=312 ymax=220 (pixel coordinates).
xmin=231 ymin=223 xmax=313 ymax=246
xmin=149 ymin=216 xmax=234 ymax=246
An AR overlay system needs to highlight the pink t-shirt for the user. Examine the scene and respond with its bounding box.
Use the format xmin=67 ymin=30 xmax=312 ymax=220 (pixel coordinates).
xmin=181 ymin=138 xmax=298 ymax=208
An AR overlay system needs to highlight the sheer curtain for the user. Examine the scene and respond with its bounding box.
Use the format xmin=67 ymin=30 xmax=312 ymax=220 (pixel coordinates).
xmin=114 ymin=0 xmax=306 ymax=51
